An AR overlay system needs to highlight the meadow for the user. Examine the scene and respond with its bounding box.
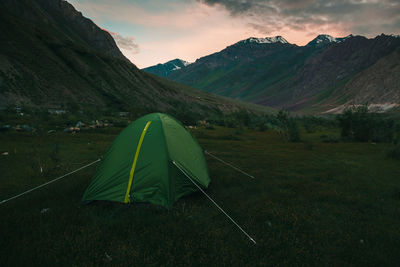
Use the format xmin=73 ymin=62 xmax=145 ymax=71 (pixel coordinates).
xmin=0 ymin=118 xmax=399 ymax=266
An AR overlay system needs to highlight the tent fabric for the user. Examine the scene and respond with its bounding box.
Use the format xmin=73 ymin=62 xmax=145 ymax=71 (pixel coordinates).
xmin=82 ymin=113 xmax=210 ymax=207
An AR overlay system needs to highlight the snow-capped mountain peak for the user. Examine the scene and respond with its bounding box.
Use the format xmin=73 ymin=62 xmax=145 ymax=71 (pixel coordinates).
xmin=239 ymin=36 xmax=288 ymax=44
xmin=307 ymin=34 xmax=353 ymax=47
xmin=315 ymin=34 xmax=337 ymax=43
xmin=182 ymin=60 xmax=192 ymax=67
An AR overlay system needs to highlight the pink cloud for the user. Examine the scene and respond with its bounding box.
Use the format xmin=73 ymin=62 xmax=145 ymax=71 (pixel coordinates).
xmin=102 ymin=28 xmax=139 ymax=55
xmin=69 ymin=0 xmax=386 ymax=68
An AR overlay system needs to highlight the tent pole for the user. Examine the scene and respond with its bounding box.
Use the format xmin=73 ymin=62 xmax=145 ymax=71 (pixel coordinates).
xmin=204 ymin=150 xmax=255 ymax=179
xmin=172 ymin=161 xmax=256 ymax=245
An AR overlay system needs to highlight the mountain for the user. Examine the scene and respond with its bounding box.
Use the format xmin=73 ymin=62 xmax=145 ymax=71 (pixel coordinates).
xmin=159 ymin=34 xmax=400 ymax=112
xmin=236 ymin=36 xmax=288 ymax=44
xmin=168 ymin=36 xmax=301 ymax=98
xmin=306 ymin=34 xmax=352 ymax=48
xmin=286 ymin=34 xmax=400 ymax=111
xmin=165 ymin=36 xmax=309 ymax=103
xmin=322 ymin=47 xmax=400 ymax=113
xmin=142 ymin=36 xmax=289 ymax=77
xmin=143 ymin=59 xmax=191 ymax=77
xmin=0 ymin=0 xmax=266 ymax=116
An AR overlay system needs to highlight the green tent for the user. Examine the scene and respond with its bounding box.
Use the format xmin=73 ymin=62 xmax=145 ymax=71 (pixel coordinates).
xmin=82 ymin=113 xmax=210 ymax=207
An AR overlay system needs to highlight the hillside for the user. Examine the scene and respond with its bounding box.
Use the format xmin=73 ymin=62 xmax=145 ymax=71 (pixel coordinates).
xmin=143 ymin=59 xmax=191 ymax=77
xmin=321 ymin=47 xmax=400 ymax=113
xmin=287 ymin=35 xmax=400 ymax=112
xmin=0 ymin=0 xmax=267 ymax=115
xmin=146 ymin=34 xmax=400 ymax=112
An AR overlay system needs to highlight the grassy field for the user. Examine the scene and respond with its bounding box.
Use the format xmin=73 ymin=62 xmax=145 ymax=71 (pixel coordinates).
xmin=0 ymin=125 xmax=399 ymax=266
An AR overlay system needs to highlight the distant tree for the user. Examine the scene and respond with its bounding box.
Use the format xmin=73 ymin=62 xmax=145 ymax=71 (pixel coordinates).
xmin=276 ymin=109 xmax=301 ymax=142
xmin=337 ymin=105 xmax=374 ymax=142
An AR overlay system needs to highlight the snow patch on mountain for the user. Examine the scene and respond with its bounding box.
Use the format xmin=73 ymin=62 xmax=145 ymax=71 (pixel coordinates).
xmin=142 ymin=58 xmax=192 ymax=77
xmin=172 ymin=65 xmax=181 ymax=71
xmin=239 ymin=36 xmax=288 ymax=44
xmin=307 ymin=34 xmax=353 ymax=47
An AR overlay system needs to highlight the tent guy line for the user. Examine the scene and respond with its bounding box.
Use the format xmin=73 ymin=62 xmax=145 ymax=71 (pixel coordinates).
xmin=172 ymin=160 xmax=257 ymax=245
xmin=0 ymin=158 xmax=101 ymax=206
xmin=204 ymin=150 xmax=255 ymax=179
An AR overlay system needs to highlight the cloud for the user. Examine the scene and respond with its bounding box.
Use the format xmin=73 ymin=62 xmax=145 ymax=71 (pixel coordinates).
xmin=72 ymin=0 xmax=257 ymax=67
xmin=69 ymin=0 xmax=399 ymax=67
xmin=102 ymin=28 xmax=140 ymax=55
xmin=197 ymin=0 xmax=400 ymax=36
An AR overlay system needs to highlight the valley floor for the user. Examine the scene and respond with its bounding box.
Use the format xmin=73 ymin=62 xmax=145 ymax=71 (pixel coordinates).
xmin=0 ymin=126 xmax=399 ymax=265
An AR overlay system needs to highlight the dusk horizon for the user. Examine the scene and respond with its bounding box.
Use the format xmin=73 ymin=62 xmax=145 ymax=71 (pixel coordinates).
xmin=69 ymin=0 xmax=400 ymax=68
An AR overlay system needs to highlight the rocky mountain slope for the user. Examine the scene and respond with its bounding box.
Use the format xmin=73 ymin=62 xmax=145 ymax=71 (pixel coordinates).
xmin=146 ymin=34 xmax=400 ymax=112
xmin=143 ymin=59 xmax=191 ymax=77
xmin=322 ymin=47 xmax=400 ymax=113
xmin=0 ymin=0 xmax=264 ymax=115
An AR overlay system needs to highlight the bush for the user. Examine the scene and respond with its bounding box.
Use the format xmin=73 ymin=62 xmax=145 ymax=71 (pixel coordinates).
xmin=337 ymin=105 xmax=372 ymax=141
xmin=337 ymin=105 xmax=399 ymax=143
xmin=276 ymin=109 xmax=301 ymax=142
xmin=301 ymin=115 xmax=337 ymax=133
xmin=288 ymin=119 xmax=301 ymax=142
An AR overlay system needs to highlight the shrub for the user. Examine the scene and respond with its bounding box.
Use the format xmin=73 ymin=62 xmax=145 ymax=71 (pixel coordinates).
xmin=288 ymin=119 xmax=301 ymax=142
xmin=301 ymin=115 xmax=337 ymax=133
xmin=337 ymin=105 xmax=399 ymax=143
xmin=337 ymin=105 xmax=372 ymax=142
xmin=276 ymin=109 xmax=301 ymax=142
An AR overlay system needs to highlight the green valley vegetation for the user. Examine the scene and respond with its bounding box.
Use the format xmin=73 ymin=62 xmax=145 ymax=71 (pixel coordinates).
xmin=1 ymin=111 xmax=400 ymax=265
xmin=337 ymin=105 xmax=400 ymax=143
xmin=147 ymin=35 xmax=400 ymax=113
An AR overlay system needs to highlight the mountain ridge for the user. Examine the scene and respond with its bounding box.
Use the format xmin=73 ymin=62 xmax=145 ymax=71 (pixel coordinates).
xmin=143 ymin=59 xmax=191 ymax=78
xmin=237 ymin=36 xmax=288 ymax=44
xmin=143 ymin=33 xmax=400 ymax=113
xmin=0 ymin=0 xmax=270 ymax=115
xmin=306 ymin=34 xmax=353 ymax=48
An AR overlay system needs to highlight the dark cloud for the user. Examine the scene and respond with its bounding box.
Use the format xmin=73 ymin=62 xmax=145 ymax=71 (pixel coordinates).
xmin=197 ymin=0 xmax=400 ymax=36
xmin=103 ymin=28 xmax=140 ymax=54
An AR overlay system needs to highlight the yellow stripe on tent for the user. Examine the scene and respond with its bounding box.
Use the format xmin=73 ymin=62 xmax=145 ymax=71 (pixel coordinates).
xmin=124 ymin=121 xmax=152 ymax=203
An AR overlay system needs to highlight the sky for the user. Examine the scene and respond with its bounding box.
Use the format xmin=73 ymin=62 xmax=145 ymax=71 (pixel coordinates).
xmin=69 ymin=0 xmax=400 ymax=68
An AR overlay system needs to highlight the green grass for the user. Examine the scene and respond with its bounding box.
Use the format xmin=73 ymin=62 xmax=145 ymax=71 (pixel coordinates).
xmin=1 ymin=125 xmax=400 ymax=266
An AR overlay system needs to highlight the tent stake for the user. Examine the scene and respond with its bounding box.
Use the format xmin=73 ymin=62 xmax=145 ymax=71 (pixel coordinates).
xmin=172 ymin=161 xmax=256 ymax=245
xmin=204 ymin=150 xmax=255 ymax=179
